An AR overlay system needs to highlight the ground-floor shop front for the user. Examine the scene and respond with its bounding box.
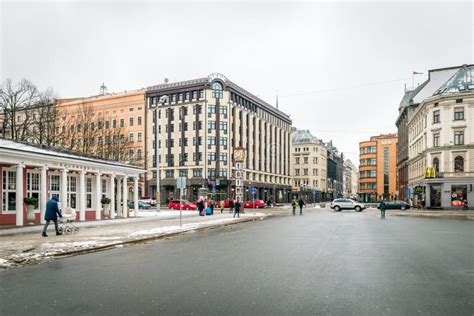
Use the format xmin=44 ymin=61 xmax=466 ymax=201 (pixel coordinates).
xmin=409 ymin=177 xmax=473 ymax=209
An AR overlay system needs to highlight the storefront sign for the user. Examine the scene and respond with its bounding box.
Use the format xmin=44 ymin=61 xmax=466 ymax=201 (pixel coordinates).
xmin=424 ymin=167 xmax=437 ymax=179
xmin=414 ymin=186 xmax=424 ymax=193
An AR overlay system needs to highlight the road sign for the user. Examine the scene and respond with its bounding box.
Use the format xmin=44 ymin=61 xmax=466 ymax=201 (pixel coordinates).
xmin=405 ymin=188 xmax=411 ymax=196
xmin=177 ymin=177 xmax=186 ymax=189
xmin=250 ymin=187 xmax=257 ymax=195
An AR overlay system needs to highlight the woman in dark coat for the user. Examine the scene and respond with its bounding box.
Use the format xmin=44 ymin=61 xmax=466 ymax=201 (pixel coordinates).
xmin=42 ymin=196 xmax=62 ymax=237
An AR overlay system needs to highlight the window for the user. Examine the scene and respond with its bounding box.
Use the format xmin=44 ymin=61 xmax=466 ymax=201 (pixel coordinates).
xmin=295 ymin=157 xmax=300 ymax=164
xmin=218 ymin=153 xmax=227 ymax=161
xmin=129 ymin=149 xmax=134 ymax=159
xmin=454 ymin=156 xmax=464 ymax=172
xmin=219 ymin=137 xmax=227 ymax=146
xmin=26 ymin=172 xmax=40 ymax=210
xmin=367 ymin=170 xmax=376 ymax=177
xmin=218 ymin=169 xmax=227 ymax=177
xmin=193 ymin=121 xmax=202 ymax=130
xmin=179 ymin=169 xmax=188 ymax=177
xmin=65 ymin=176 xmax=77 ymax=208
xmin=120 ymin=119 xmax=124 ymax=127
xmin=303 ymin=157 xmax=308 ymax=164
xmin=193 ymin=104 xmax=202 ymax=114
xmin=433 ymin=133 xmax=440 ymax=147
xmin=313 ymin=157 xmax=318 ymax=164
xmin=192 ymin=91 xmax=198 ymax=100
xmin=49 ymin=174 xmax=60 ymax=200
xmin=220 ymin=106 xmax=228 ymax=116
xmin=193 ymin=152 xmax=202 ymax=161
xmin=137 ymin=149 xmax=142 ymax=160
xmin=208 ymin=105 xmax=216 ymax=115
xmin=433 ymin=110 xmax=440 ymax=124
xmin=129 ymin=118 xmax=134 ymax=126
xmin=208 ymin=136 xmax=216 ymax=145
xmin=129 ymin=107 xmax=134 ymax=112
xmin=138 ymin=116 xmax=142 ymax=125
xmin=295 ymin=169 xmax=300 ymax=176
xmin=2 ymin=170 xmax=16 ymax=211
xmin=166 ymin=170 xmax=174 ymax=178
xmin=212 ymin=81 xmax=223 ymax=99
xmin=166 ymin=124 xmax=174 ymax=133
xmin=112 ymin=119 xmax=116 ymax=128
xmin=208 ymin=152 xmax=216 ymax=161
xmin=193 ymin=168 xmax=202 ymax=177
xmin=208 ymin=168 xmax=216 ymax=177
xmin=313 ymin=169 xmax=318 ymax=176
xmin=368 ymin=158 xmax=376 ymax=166
xmin=86 ymin=178 xmax=92 ymax=208
xmin=179 ymin=153 xmax=188 ymax=162
xmin=137 ymin=132 xmax=142 ymax=142
xmin=193 ymin=137 xmax=202 ymax=146
xmin=454 ymin=131 xmax=464 ymax=145
xmin=219 ymin=122 xmax=227 ymax=131
xmin=208 ymin=121 xmax=216 ymax=130
xmin=129 ymin=132 xmax=134 ymax=142
xmin=105 ymin=121 xmax=110 ymax=129
xmin=433 ymin=158 xmax=439 ymax=173
xmin=303 ymin=168 xmax=308 ymax=175
xmin=454 ymin=108 xmax=464 ymax=121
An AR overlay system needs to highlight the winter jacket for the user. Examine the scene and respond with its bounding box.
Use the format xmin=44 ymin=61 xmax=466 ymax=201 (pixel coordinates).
xmin=45 ymin=196 xmax=62 ymax=221
xmin=291 ymin=200 xmax=298 ymax=208
xmin=298 ymin=199 xmax=305 ymax=207
xmin=197 ymin=200 xmax=205 ymax=212
xmin=234 ymin=201 xmax=242 ymax=212
xmin=379 ymin=200 xmax=386 ymax=211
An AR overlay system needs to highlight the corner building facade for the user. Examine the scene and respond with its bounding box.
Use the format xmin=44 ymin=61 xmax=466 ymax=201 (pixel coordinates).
xmin=145 ymin=74 xmax=292 ymax=203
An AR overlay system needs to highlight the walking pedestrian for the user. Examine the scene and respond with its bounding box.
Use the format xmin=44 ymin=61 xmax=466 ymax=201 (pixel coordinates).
xmin=229 ymin=198 xmax=234 ymax=214
xmin=42 ymin=196 xmax=63 ymax=237
xmin=379 ymin=199 xmax=386 ymax=219
xmin=220 ymin=200 xmax=225 ymax=214
xmin=291 ymin=199 xmax=297 ymax=215
xmin=463 ymin=199 xmax=468 ymax=211
xmin=197 ymin=197 xmax=205 ymax=216
xmin=421 ymin=199 xmax=426 ymax=209
xmin=233 ymin=198 xmax=242 ymax=218
xmin=298 ymin=198 xmax=305 ymax=215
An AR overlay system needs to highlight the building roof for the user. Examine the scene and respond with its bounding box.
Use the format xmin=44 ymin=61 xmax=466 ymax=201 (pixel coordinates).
xmin=0 ymin=139 xmax=144 ymax=172
xmin=432 ymin=64 xmax=474 ymax=96
xmin=146 ymin=73 xmax=291 ymax=122
xmin=56 ymin=89 xmax=145 ymax=106
xmin=291 ymin=129 xmax=320 ymax=145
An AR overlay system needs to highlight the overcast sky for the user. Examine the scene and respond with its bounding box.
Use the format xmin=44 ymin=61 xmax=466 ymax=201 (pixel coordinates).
xmin=1 ymin=1 xmax=473 ymax=165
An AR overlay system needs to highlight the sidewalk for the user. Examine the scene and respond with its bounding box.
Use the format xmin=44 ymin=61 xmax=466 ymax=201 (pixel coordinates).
xmin=0 ymin=210 xmax=268 ymax=269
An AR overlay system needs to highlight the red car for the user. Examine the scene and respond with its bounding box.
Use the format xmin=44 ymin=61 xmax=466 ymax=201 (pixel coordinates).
xmin=167 ymin=200 xmax=197 ymax=210
xmin=244 ymin=199 xmax=266 ymax=209
xmin=214 ymin=198 xmax=235 ymax=208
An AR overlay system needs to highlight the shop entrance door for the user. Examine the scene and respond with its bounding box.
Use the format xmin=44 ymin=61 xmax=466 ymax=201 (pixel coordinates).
xmin=430 ymin=185 xmax=441 ymax=208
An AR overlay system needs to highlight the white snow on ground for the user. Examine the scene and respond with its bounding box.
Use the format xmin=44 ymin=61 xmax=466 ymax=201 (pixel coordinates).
xmin=0 ymin=258 xmax=12 ymax=268
xmin=41 ymin=241 xmax=99 ymax=249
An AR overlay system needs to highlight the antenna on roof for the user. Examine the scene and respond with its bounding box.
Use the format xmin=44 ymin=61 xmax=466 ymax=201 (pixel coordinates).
xmin=100 ymin=83 xmax=107 ymax=95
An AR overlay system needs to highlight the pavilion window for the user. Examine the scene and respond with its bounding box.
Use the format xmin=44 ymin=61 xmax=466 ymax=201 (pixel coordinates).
xmin=2 ymin=169 xmax=17 ymax=212
xmin=49 ymin=174 xmax=60 ymax=200
xmin=26 ymin=171 xmax=40 ymax=210
xmin=86 ymin=178 xmax=93 ymax=209
xmin=67 ymin=176 xmax=77 ymax=209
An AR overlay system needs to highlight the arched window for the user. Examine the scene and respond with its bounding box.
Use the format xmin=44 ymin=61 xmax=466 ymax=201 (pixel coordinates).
xmin=433 ymin=158 xmax=439 ymax=173
xmin=212 ymin=81 xmax=223 ymax=100
xmin=454 ymin=156 xmax=464 ymax=172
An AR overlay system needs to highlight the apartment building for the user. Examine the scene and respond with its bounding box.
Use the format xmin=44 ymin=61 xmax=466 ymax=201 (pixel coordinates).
xmin=145 ymin=74 xmax=292 ymax=203
xmin=291 ymin=129 xmax=327 ymax=201
xmin=358 ymin=134 xmax=398 ymax=202
xmin=56 ymin=89 xmax=146 ymax=197
xmin=343 ymin=159 xmax=359 ymax=199
xmin=407 ymin=64 xmax=474 ymax=208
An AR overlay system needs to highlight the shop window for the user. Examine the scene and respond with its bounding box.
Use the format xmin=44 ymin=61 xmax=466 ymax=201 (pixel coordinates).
xmin=451 ymin=185 xmax=467 ymax=206
xmin=27 ymin=172 xmax=40 ymax=210
xmin=67 ymin=176 xmax=77 ymax=209
xmin=49 ymin=174 xmax=60 ymax=200
xmin=86 ymin=178 xmax=92 ymax=209
xmin=454 ymin=156 xmax=464 ymax=172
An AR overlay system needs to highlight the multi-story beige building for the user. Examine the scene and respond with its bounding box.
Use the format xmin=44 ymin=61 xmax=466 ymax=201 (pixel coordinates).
xmin=291 ymin=129 xmax=327 ymax=201
xmin=56 ymin=89 xmax=146 ymax=197
xmin=145 ymin=74 xmax=292 ymax=203
xmin=407 ymin=64 xmax=474 ymax=208
xmin=343 ymin=159 xmax=358 ymax=199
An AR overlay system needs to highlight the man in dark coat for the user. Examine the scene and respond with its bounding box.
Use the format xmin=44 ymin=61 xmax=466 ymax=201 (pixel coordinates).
xmin=298 ymin=198 xmax=305 ymax=215
xmin=379 ymin=199 xmax=386 ymax=219
xmin=42 ymin=196 xmax=62 ymax=237
xmin=197 ymin=197 xmax=205 ymax=216
xmin=233 ymin=198 xmax=242 ymax=218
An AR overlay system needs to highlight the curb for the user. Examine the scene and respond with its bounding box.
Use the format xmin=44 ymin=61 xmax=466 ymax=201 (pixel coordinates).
xmin=391 ymin=213 xmax=474 ymax=220
xmin=1 ymin=214 xmax=269 ymax=268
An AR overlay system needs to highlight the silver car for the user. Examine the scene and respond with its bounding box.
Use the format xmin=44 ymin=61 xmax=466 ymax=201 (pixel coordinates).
xmin=330 ymin=199 xmax=365 ymax=212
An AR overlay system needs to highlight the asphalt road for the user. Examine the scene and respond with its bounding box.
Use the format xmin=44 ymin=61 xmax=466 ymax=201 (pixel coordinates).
xmin=1 ymin=209 xmax=473 ymax=315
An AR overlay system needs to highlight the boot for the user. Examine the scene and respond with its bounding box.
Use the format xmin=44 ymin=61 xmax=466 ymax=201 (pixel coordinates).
xmin=56 ymin=232 xmax=62 ymax=236
xmin=42 ymin=232 xmax=47 ymax=237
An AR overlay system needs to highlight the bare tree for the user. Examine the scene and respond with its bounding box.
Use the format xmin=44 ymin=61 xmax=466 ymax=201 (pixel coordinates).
xmin=0 ymin=79 xmax=56 ymax=144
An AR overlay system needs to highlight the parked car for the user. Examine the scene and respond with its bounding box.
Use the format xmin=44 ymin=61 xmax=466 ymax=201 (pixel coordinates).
xmin=330 ymin=199 xmax=365 ymax=212
xmin=244 ymin=199 xmax=266 ymax=209
xmin=214 ymin=198 xmax=235 ymax=208
xmin=128 ymin=201 xmax=151 ymax=209
xmin=140 ymin=196 xmax=157 ymax=206
xmin=167 ymin=200 xmax=197 ymax=210
xmin=377 ymin=200 xmax=410 ymax=210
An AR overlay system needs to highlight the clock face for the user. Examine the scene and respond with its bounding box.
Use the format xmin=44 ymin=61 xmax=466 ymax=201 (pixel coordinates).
xmin=234 ymin=149 xmax=245 ymax=161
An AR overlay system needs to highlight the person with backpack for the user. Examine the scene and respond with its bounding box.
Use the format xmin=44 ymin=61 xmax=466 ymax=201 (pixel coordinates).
xmin=291 ymin=199 xmax=298 ymax=215
xmin=234 ymin=198 xmax=242 ymax=218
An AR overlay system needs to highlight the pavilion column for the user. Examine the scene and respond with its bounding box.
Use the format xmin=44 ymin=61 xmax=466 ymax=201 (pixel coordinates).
xmin=122 ymin=176 xmax=128 ymax=218
xmin=78 ymin=170 xmax=86 ymax=221
xmin=40 ymin=166 xmax=48 ymax=224
xmin=133 ymin=176 xmax=139 ymax=217
xmin=95 ymin=172 xmax=102 ymax=220
xmin=15 ymin=164 xmax=25 ymax=226
xmin=109 ymin=174 xmax=116 ymax=219
xmin=117 ymin=177 xmax=122 ymax=217
xmin=60 ymin=168 xmax=68 ymax=210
